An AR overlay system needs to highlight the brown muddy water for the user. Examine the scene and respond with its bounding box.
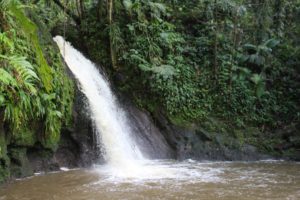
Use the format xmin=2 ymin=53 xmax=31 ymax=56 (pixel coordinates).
xmin=0 ymin=160 xmax=299 ymax=200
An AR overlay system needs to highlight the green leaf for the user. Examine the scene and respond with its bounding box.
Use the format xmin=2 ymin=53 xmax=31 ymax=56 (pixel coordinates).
xmin=151 ymin=65 xmax=176 ymax=78
xmin=123 ymin=0 xmax=133 ymax=11
xmin=243 ymin=44 xmax=257 ymax=51
xmin=8 ymin=56 xmax=39 ymax=81
xmin=0 ymin=95 xmax=5 ymax=105
xmin=0 ymin=68 xmax=17 ymax=86
xmin=149 ymin=2 xmax=166 ymax=13
xmin=264 ymin=39 xmax=280 ymax=48
xmin=256 ymin=83 xmax=265 ymax=98
xmin=250 ymin=74 xmax=262 ymax=85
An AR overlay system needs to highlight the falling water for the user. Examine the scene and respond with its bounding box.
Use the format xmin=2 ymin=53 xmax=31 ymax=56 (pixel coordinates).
xmin=53 ymin=36 xmax=144 ymax=171
xmin=53 ymin=36 xmax=208 ymax=180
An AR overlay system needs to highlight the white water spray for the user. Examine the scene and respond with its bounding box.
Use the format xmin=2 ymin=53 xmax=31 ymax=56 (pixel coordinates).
xmin=53 ymin=36 xmax=144 ymax=171
xmin=53 ymin=36 xmax=207 ymax=180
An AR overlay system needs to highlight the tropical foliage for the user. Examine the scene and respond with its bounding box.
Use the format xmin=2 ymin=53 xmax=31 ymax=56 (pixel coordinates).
xmin=63 ymin=0 xmax=299 ymax=129
xmin=0 ymin=0 xmax=74 ymax=149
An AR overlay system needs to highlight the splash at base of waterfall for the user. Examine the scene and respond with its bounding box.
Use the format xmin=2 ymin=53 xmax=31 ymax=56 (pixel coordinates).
xmin=93 ymin=159 xmax=224 ymax=181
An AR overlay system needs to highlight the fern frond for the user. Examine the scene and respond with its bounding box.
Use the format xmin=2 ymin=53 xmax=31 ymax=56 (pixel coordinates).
xmin=0 ymin=68 xmax=17 ymax=86
xmin=8 ymin=55 xmax=40 ymax=81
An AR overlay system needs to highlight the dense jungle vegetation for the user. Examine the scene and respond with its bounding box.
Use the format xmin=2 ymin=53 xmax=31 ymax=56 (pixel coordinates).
xmin=36 ymin=0 xmax=300 ymax=129
xmin=0 ymin=0 xmax=299 ymax=182
xmin=40 ymin=1 xmax=299 ymax=127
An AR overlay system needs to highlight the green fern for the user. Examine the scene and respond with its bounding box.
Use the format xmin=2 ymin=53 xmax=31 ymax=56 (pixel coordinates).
xmin=0 ymin=68 xmax=17 ymax=86
xmin=1 ymin=55 xmax=39 ymax=95
xmin=7 ymin=1 xmax=53 ymax=92
xmin=0 ymin=0 xmax=74 ymax=145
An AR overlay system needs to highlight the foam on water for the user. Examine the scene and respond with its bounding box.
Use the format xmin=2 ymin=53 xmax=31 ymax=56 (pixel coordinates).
xmin=93 ymin=160 xmax=224 ymax=182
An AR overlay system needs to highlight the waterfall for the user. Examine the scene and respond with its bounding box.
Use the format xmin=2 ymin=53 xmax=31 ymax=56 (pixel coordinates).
xmin=53 ymin=36 xmax=211 ymax=180
xmin=53 ymin=36 xmax=144 ymax=170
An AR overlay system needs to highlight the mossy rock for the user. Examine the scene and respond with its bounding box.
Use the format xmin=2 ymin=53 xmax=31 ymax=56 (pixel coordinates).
xmin=282 ymin=148 xmax=300 ymax=161
xmin=40 ymin=131 xmax=60 ymax=151
xmin=11 ymin=128 xmax=37 ymax=147
xmin=0 ymin=133 xmax=10 ymax=184
xmin=195 ymin=128 xmax=213 ymax=142
xmin=289 ymin=136 xmax=300 ymax=146
xmin=0 ymin=132 xmax=7 ymax=160
xmin=168 ymin=115 xmax=195 ymax=129
xmin=9 ymin=147 xmax=33 ymax=178
xmin=0 ymin=163 xmax=10 ymax=184
xmin=202 ymin=117 xmax=229 ymax=133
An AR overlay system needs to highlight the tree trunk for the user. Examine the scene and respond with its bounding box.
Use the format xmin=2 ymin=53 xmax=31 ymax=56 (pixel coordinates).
xmin=229 ymin=10 xmax=238 ymax=91
xmin=79 ymin=0 xmax=85 ymax=18
xmin=97 ymin=0 xmax=103 ymax=21
xmin=76 ymin=0 xmax=81 ymax=19
xmin=108 ymin=0 xmax=117 ymax=70
xmin=213 ymin=0 xmax=218 ymax=82
xmin=273 ymin=0 xmax=283 ymax=37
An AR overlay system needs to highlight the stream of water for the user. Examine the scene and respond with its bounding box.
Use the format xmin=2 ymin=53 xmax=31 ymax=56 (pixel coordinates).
xmin=53 ymin=36 xmax=144 ymax=171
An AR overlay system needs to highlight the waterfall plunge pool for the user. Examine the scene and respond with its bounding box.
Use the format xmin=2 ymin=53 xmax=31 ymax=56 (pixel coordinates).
xmin=1 ymin=160 xmax=299 ymax=200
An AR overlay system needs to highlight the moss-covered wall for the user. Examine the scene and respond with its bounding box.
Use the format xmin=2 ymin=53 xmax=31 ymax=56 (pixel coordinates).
xmin=0 ymin=1 xmax=74 ymax=183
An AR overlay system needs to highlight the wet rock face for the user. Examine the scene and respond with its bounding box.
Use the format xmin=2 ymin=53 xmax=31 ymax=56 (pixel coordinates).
xmin=25 ymin=106 xmax=95 ymax=173
xmin=65 ymin=87 xmax=99 ymax=166
xmin=9 ymin=147 xmax=33 ymax=178
xmin=54 ymin=129 xmax=80 ymax=168
xmin=153 ymin=113 xmax=271 ymax=161
xmin=122 ymin=99 xmax=175 ymax=159
xmin=27 ymin=146 xmax=59 ymax=174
